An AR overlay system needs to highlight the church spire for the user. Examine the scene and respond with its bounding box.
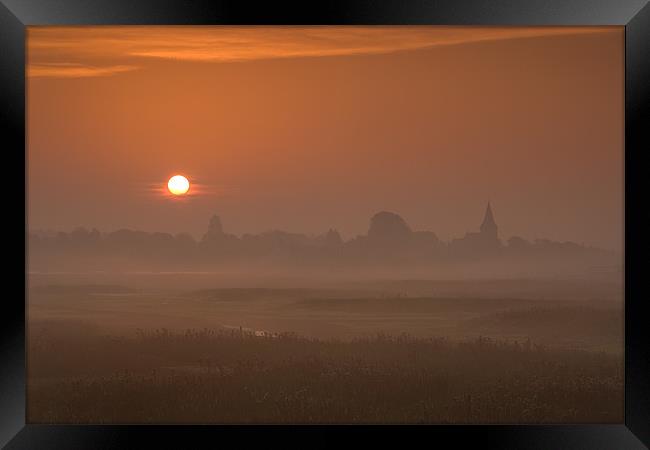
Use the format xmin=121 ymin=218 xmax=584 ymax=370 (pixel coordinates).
xmin=480 ymin=202 xmax=497 ymax=239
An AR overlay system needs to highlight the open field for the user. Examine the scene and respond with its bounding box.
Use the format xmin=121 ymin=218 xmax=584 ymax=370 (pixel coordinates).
xmin=27 ymin=276 xmax=623 ymax=423
xmin=28 ymin=326 xmax=622 ymax=424
xmin=28 ymin=277 xmax=623 ymax=352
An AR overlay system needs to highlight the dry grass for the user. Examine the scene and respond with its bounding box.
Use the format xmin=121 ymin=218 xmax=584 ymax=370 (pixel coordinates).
xmin=28 ymin=326 xmax=622 ymax=424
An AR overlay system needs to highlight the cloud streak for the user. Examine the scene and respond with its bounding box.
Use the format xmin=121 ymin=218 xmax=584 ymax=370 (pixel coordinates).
xmin=28 ymin=63 xmax=138 ymax=78
xmin=28 ymin=26 xmax=618 ymax=77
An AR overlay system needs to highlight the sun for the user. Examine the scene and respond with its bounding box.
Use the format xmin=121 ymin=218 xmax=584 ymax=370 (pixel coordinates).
xmin=167 ymin=175 xmax=190 ymax=195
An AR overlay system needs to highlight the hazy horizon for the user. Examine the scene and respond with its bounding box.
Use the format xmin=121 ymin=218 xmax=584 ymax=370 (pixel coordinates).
xmin=27 ymin=206 xmax=621 ymax=252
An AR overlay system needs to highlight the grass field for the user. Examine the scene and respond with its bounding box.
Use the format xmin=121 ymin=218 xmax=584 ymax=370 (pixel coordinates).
xmin=28 ymin=327 xmax=622 ymax=424
xmin=27 ymin=277 xmax=623 ymax=423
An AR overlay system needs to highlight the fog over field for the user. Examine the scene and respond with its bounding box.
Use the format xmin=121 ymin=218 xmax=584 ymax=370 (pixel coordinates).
xmin=28 ymin=273 xmax=623 ymax=423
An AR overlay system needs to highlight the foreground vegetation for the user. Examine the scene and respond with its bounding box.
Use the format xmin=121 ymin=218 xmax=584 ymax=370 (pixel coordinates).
xmin=28 ymin=326 xmax=622 ymax=424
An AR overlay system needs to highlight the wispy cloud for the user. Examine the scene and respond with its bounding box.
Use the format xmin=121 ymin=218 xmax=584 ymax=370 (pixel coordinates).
xmin=28 ymin=62 xmax=138 ymax=78
xmin=28 ymin=26 xmax=618 ymax=77
xmin=124 ymin=27 xmax=616 ymax=62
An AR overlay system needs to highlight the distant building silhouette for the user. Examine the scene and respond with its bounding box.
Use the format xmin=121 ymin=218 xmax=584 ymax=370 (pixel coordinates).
xmin=345 ymin=211 xmax=441 ymax=262
xmin=367 ymin=211 xmax=412 ymax=242
xmin=323 ymin=229 xmax=343 ymax=246
xmin=28 ymin=201 xmax=617 ymax=273
xmin=480 ymin=202 xmax=498 ymax=241
xmin=203 ymin=215 xmax=225 ymax=241
xmin=200 ymin=214 xmax=240 ymax=259
xmin=450 ymin=202 xmax=501 ymax=256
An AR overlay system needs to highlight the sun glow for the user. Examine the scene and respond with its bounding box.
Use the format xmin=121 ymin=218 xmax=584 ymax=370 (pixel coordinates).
xmin=167 ymin=175 xmax=190 ymax=195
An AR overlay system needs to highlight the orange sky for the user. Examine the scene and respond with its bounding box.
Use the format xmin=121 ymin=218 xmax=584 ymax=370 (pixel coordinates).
xmin=27 ymin=26 xmax=624 ymax=250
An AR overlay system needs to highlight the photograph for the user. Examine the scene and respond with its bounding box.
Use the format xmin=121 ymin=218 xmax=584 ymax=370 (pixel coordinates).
xmin=26 ymin=25 xmax=625 ymax=424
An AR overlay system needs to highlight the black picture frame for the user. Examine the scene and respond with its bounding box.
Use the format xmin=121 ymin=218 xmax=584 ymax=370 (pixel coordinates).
xmin=2 ymin=1 xmax=648 ymax=448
